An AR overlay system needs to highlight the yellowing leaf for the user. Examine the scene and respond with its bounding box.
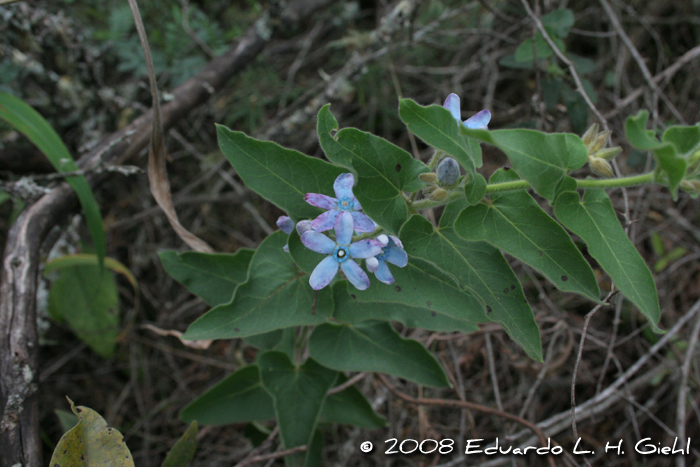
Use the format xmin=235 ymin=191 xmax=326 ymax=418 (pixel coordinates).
xmin=49 ymin=398 xmax=134 ymax=467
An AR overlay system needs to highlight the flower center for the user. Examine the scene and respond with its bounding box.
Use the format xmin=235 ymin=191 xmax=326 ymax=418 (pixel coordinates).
xmin=376 ymin=248 xmax=390 ymax=262
xmin=333 ymin=246 xmax=350 ymax=263
xmin=337 ymin=196 xmax=354 ymax=211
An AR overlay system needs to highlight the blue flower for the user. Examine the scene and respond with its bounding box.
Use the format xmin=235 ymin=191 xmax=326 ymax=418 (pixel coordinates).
xmin=304 ymin=173 xmax=375 ymax=233
xmin=365 ymin=235 xmax=408 ymax=285
xmin=276 ymin=215 xmax=294 ymax=234
xmin=443 ymin=93 xmax=491 ymax=129
xmin=301 ymin=212 xmax=383 ymax=290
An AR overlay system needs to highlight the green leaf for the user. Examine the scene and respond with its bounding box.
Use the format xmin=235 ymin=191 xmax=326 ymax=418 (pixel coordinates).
xmin=183 ymin=231 xmax=333 ymax=340
xmin=333 ymin=282 xmax=479 ymax=333
xmin=55 ymin=409 xmax=79 ymax=433
xmin=625 ymin=111 xmax=687 ymax=198
xmin=217 ymin=123 xmax=344 ymax=220
xmin=541 ymin=9 xmax=575 ymax=38
xmin=48 ymin=263 xmax=119 ymax=358
xmin=316 ymin=105 xmax=428 ymax=234
xmin=400 ymin=207 xmax=542 ymax=360
xmin=465 ymin=172 xmax=487 ymax=205
xmin=245 ymin=327 xmax=297 ymax=361
xmin=514 ymin=33 xmax=565 ymax=63
xmin=309 ymin=321 xmax=450 ymax=387
xmin=398 ymin=98 xmax=480 ymax=172
xmin=179 ymin=362 xmax=384 ymax=430
xmin=179 ymin=365 xmax=275 ymax=425
xmin=258 ymin=352 xmax=338 ymax=467
xmin=663 ymin=124 xmax=700 ymax=156
xmin=159 ymin=249 xmax=254 ymax=306
xmin=49 ymin=398 xmax=134 ymax=467
xmin=341 ymin=257 xmax=486 ymax=332
xmin=161 ymin=422 xmax=198 ymax=467
xmin=461 ymin=127 xmax=587 ymax=200
xmin=319 ymin=374 xmax=386 ymax=428
xmin=455 ymin=169 xmax=600 ymax=301
xmin=0 ymin=92 xmax=106 ymax=268
xmin=554 ymin=189 xmax=661 ymax=331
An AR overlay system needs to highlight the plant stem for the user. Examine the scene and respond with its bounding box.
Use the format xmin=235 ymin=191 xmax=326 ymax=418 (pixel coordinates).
xmin=408 ymin=171 xmax=656 ymax=210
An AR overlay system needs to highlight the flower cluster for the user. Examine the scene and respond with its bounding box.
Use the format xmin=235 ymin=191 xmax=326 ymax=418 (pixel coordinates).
xmin=276 ymin=173 xmax=408 ymax=290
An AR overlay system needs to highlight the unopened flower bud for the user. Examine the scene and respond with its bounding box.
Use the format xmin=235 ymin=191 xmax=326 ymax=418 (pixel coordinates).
xmin=365 ymin=256 xmax=379 ymax=271
xmin=429 ymin=188 xmax=448 ymax=201
xmin=589 ymin=156 xmax=614 ymax=178
xmin=590 ymin=130 xmax=612 ymax=154
xmin=593 ymin=146 xmax=622 ymax=161
xmin=422 ymin=185 xmax=438 ymax=195
xmin=581 ymin=123 xmax=599 ymax=149
xmin=376 ymin=234 xmax=389 ymax=246
xmin=296 ymin=220 xmax=314 ymax=236
xmin=419 ymin=172 xmax=438 ymax=183
xmin=680 ymin=179 xmax=700 ymax=193
xmin=436 ymin=157 xmax=460 ymax=186
xmin=276 ymin=216 xmax=294 ymax=235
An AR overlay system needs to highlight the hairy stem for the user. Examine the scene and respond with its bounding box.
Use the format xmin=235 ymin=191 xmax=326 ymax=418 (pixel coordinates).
xmin=409 ymin=171 xmax=656 ymax=210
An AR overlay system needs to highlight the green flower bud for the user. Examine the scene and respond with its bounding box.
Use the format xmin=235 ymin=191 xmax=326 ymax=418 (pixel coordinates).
xmin=589 ymin=156 xmax=614 ymax=178
xmin=593 ymin=146 xmax=622 ymax=161
xmin=589 ymin=130 xmax=612 ymax=154
xmin=429 ymin=188 xmax=448 ymax=201
xmin=680 ymin=179 xmax=700 ymax=193
xmin=581 ymin=123 xmax=599 ymax=149
xmin=419 ymin=172 xmax=438 ymax=183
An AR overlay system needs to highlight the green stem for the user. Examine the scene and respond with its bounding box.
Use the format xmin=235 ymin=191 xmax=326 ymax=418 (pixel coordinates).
xmin=576 ymin=171 xmax=655 ymax=188
xmin=408 ymin=171 xmax=656 ymax=210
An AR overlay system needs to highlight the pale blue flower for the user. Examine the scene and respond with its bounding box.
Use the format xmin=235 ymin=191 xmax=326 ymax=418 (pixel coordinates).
xmin=304 ymin=173 xmax=375 ymax=233
xmin=301 ymin=212 xmax=382 ymax=290
xmin=443 ymin=93 xmax=491 ymax=129
xmin=365 ymin=235 xmax=408 ymax=285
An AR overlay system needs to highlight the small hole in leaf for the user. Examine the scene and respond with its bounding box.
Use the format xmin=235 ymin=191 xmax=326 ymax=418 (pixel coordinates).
xmin=510 ymin=284 xmax=515 ymax=290
xmin=503 ymin=287 xmax=509 ymax=294
xmin=76 ymin=408 xmax=82 ymax=413
xmin=503 ymin=166 xmax=511 ymax=170
xmin=430 ymin=311 xmax=436 ymax=317
xmin=538 ymin=250 xmax=543 ymax=257
xmin=561 ymin=275 xmax=568 ymax=282
xmin=426 ymin=301 xmax=432 ymax=307
xmin=396 ymin=164 xmax=401 ymax=172
xmin=395 ymin=286 xmax=401 ymax=292
xmin=350 ymin=294 xmax=356 ymax=299
xmin=486 ymin=306 xmax=493 ymax=313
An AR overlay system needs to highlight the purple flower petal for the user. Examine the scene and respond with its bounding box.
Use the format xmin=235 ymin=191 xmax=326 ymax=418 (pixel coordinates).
xmin=340 ymin=260 xmax=370 ymax=290
xmin=385 ymin=246 xmax=408 ymax=267
xmin=374 ymin=260 xmax=395 ymax=285
xmin=366 ymin=257 xmax=379 ymax=272
xmin=301 ymin=231 xmax=336 ymax=254
xmin=349 ymin=239 xmax=383 ymax=259
xmin=309 ymin=256 xmax=339 ymax=290
xmin=333 ymin=173 xmax=355 ymax=200
xmin=463 ymin=109 xmax=491 ymax=130
xmin=443 ymin=93 xmax=462 ymax=122
xmin=276 ymin=216 xmax=294 ymax=234
xmin=353 ymin=197 xmax=363 ymax=211
xmin=311 ymin=210 xmax=339 ymax=232
xmin=296 ymin=220 xmax=314 ymax=236
xmin=305 ymin=193 xmax=336 ymax=210
xmin=351 ymin=211 xmax=375 ymax=233
xmin=335 ymin=212 xmax=354 ymax=245
xmin=388 ymin=236 xmax=403 ymax=249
